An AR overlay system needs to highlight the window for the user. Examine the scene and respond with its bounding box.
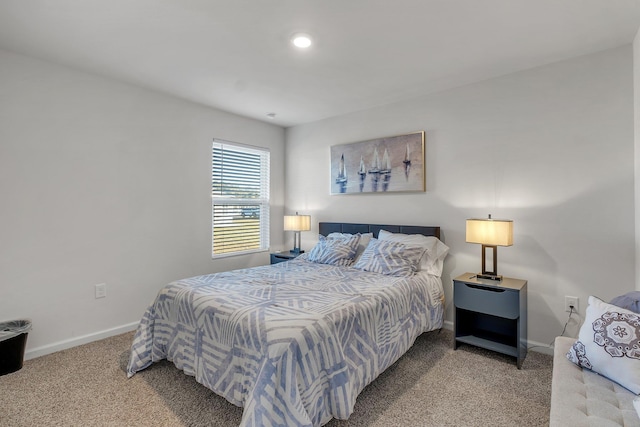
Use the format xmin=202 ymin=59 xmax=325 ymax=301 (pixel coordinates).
xmin=212 ymin=139 xmax=270 ymax=257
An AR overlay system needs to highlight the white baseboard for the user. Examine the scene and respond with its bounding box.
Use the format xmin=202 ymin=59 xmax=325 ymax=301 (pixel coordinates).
xmin=526 ymin=339 xmax=554 ymax=355
xmin=24 ymin=319 xmax=557 ymax=361
xmin=442 ymin=319 xmax=554 ymax=356
xmin=25 ymin=322 xmax=139 ymax=360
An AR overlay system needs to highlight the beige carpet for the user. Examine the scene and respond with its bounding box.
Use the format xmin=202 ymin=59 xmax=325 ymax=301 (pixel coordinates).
xmin=0 ymin=329 xmax=552 ymax=426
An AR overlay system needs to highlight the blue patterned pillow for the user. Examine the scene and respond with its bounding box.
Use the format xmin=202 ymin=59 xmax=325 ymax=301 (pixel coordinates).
xmin=353 ymin=238 xmax=426 ymax=277
xmin=307 ymin=234 xmax=360 ymax=266
xmin=610 ymin=292 xmax=640 ymax=313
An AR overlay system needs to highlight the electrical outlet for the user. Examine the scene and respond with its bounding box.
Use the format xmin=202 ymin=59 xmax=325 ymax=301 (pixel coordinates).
xmin=565 ymin=296 xmax=578 ymax=313
xmin=95 ymin=283 xmax=107 ymax=299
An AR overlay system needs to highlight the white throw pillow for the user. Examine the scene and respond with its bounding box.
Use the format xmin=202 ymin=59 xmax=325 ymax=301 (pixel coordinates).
xmin=377 ymin=229 xmax=449 ymax=277
xmin=566 ymin=295 xmax=640 ymax=394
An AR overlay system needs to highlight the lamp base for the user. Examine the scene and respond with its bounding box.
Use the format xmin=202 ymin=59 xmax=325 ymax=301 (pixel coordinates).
xmin=477 ymin=273 xmax=502 ymax=281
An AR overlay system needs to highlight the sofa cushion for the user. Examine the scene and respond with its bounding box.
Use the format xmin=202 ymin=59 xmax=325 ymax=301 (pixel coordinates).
xmin=551 ymin=336 xmax=640 ymax=427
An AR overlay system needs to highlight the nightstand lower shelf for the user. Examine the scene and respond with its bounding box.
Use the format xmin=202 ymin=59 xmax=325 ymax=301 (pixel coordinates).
xmin=455 ymin=335 xmax=519 ymax=357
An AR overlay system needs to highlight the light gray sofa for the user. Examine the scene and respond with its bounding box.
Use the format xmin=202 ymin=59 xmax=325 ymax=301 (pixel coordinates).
xmin=550 ymin=336 xmax=640 ymax=426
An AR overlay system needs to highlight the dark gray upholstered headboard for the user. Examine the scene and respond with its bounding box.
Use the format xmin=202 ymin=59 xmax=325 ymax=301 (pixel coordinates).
xmin=318 ymin=222 xmax=440 ymax=240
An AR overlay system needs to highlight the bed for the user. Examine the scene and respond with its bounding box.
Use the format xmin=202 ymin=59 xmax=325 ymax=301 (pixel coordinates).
xmin=127 ymin=222 xmax=447 ymax=426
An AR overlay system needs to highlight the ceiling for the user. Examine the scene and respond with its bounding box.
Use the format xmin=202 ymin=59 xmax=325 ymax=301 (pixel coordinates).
xmin=1 ymin=0 xmax=640 ymax=128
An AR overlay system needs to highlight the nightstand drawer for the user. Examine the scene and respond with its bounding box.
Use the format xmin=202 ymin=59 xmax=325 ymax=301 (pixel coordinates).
xmin=270 ymin=252 xmax=300 ymax=264
xmin=454 ymin=281 xmax=519 ymax=319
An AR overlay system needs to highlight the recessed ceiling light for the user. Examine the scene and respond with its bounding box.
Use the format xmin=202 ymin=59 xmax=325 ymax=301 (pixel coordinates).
xmin=291 ymin=33 xmax=312 ymax=49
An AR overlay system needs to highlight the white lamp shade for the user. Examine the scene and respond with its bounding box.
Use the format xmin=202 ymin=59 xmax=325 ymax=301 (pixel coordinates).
xmin=284 ymin=214 xmax=311 ymax=232
xmin=466 ymin=218 xmax=513 ymax=246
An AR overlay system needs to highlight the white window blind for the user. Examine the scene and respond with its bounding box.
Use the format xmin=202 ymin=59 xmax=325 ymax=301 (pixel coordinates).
xmin=212 ymin=140 xmax=270 ymax=257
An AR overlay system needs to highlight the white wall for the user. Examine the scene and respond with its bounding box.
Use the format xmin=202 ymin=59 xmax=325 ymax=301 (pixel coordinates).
xmin=0 ymin=49 xmax=286 ymax=357
xmin=2 ymin=43 xmax=634 ymax=357
xmin=635 ymin=28 xmax=640 ymax=291
xmin=286 ymin=46 xmax=635 ymax=348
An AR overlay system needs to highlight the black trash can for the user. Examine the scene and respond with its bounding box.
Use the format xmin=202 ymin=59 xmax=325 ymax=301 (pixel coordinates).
xmin=0 ymin=319 xmax=32 ymax=376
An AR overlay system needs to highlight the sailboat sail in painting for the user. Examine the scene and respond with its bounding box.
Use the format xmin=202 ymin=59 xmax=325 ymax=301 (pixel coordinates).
xmin=330 ymin=131 xmax=425 ymax=195
xmin=368 ymin=149 xmax=380 ymax=173
xmin=381 ymin=149 xmax=391 ymax=174
xmin=335 ymin=154 xmax=348 ymax=193
xmin=358 ymin=156 xmax=366 ymax=175
xmin=381 ymin=148 xmax=392 ymax=191
xmin=367 ymin=148 xmax=382 ymax=192
xmin=358 ymin=156 xmax=366 ymax=192
xmin=403 ymin=144 xmax=411 ymax=180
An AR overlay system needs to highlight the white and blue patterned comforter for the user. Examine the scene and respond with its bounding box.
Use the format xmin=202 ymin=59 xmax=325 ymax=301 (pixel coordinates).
xmin=127 ymin=259 xmax=444 ymax=426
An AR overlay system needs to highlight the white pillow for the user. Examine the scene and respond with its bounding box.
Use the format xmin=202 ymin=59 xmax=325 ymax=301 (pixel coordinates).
xmin=566 ymin=296 xmax=640 ymax=394
xmin=327 ymin=232 xmax=373 ymax=263
xmin=377 ymin=229 xmax=449 ymax=277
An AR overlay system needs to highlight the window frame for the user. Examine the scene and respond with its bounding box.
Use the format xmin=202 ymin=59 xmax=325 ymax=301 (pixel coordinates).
xmin=211 ymin=139 xmax=270 ymax=258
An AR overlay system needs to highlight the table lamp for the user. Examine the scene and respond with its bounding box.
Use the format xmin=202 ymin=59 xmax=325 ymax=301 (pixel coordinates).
xmin=284 ymin=212 xmax=311 ymax=254
xmin=466 ymin=214 xmax=513 ymax=281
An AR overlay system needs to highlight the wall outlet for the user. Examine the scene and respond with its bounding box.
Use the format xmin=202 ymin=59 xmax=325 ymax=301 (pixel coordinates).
xmin=95 ymin=283 xmax=107 ymax=299
xmin=565 ymin=296 xmax=578 ymax=313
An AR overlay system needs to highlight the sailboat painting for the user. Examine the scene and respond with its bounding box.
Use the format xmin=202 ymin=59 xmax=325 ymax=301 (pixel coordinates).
xmin=330 ymin=131 xmax=425 ymax=195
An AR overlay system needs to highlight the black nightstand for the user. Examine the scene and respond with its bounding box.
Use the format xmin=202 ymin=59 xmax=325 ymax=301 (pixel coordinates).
xmin=453 ymin=272 xmax=528 ymax=369
xmin=270 ymin=251 xmax=302 ymax=264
